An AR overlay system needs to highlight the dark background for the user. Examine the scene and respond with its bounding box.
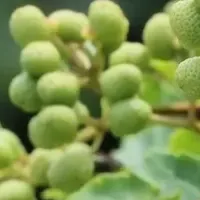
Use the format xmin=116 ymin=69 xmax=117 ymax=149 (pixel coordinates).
xmin=0 ymin=0 xmax=169 ymax=152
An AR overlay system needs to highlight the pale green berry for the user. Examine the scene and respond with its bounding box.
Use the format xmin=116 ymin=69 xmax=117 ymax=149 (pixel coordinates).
xmin=37 ymin=71 xmax=80 ymax=107
xmin=99 ymin=64 xmax=142 ymax=104
xmin=0 ymin=180 xmax=35 ymax=200
xmin=49 ymin=10 xmax=89 ymax=42
xmin=9 ymin=72 xmax=42 ymax=113
xmin=109 ymin=97 xmax=152 ymax=137
xmin=169 ymin=0 xmax=200 ymax=49
xmin=143 ymin=12 xmax=176 ymax=60
xmin=109 ymin=42 xmax=150 ymax=69
xmin=20 ymin=41 xmax=61 ymax=78
xmin=9 ymin=5 xmax=51 ymax=47
xmin=28 ymin=105 xmax=78 ymax=149
xmin=47 ymin=142 xmax=94 ymax=193
xmin=88 ymin=0 xmax=129 ymax=54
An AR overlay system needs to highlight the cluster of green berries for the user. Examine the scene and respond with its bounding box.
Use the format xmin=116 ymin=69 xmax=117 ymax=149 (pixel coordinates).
xmin=5 ymin=0 xmax=198 ymax=198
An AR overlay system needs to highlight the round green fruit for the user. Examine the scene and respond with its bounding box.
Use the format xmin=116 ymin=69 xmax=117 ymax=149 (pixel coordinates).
xmin=9 ymin=5 xmax=51 ymax=47
xmin=88 ymin=0 xmax=129 ymax=54
xmin=47 ymin=142 xmax=94 ymax=193
xmin=169 ymin=129 xmax=200 ymax=155
xmin=169 ymin=0 xmax=200 ymax=49
xmin=49 ymin=10 xmax=89 ymax=42
xmin=109 ymin=97 xmax=152 ymax=137
xmin=28 ymin=105 xmax=78 ymax=149
xmin=0 ymin=180 xmax=35 ymax=200
xmin=99 ymin=64 xmax=142 ymax=104
xmin=175 ymin=57 xmax=200 ymax=100
xmin=9 ymin=72 xmax=42 ymax=113
xmin=29 ymin=148 xmax=63 ymax=186
xmin=143 ymin=12 xmax=176 ymax=60
xmin=20 ymin=41 xmax=61 ymax=78
xmin=109 ymin=42 xmax=150 ymax=69
xmin=37 ymin=71 xmax=80 ymax=107
xmin=74 ymin=101 xmax=90 ymax=125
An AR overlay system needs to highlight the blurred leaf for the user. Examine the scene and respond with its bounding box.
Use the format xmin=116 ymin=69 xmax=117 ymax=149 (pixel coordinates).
xmin=150 ymin=59 xmax=177 ymax=81
xmin=143 ymin=151 xmax=200 ymax=199
xmin=140 ymin=74 xmax=185 ymax=107
xmin=67 ymin=171 xmax=157 ymax=200
xmin=113 ymin=125 xmax=173 ymax=183
xmin=41 ymin=188 xmax=67 ymax=200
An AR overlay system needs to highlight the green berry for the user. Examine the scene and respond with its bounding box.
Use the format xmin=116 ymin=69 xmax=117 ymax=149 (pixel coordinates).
xmin=29 ymin=148 xmax=63 ymax=186
xmin=74 ymin=101 xmax=90 ymax=125
xmin=28 ymin=105 xmax=78 ymax=149
xmin=109 ymin=42 xmax=150 ymax=69
xmin=9 ymin=72 xmax=42 ymax=113
xmin=109 ymin=97 xmax=152 ymax=137
xmin=99 ymin=64 xmax=142 ymax=104
xmin=49 ymin=10 xmax=89 ymax=42
xmin=175 ymin=57 xmax=200 ymax=100
xmin=20 ymin=41 xmax=61 ymax=78
xmin=37 ymin=71 xmax=80 ymax=107
xmin=47 ymin=142 xmax=94 ymax=193
xmin=169 ymin=129 xmax=200 ymax=155
xmin=88 ymin=0 xmax=129 ymax=54
xmin=143 ymin=12 xmax=176 ymax=60
xmin=9 ymin=5 xmax=51 ymax=47
xmin=0 ymin=128 xmax=26 ymax=160
xmin=169 ymin=0 xmax=200 ymax=49
xmin=0 ymin=180 xmax=35 ymax=200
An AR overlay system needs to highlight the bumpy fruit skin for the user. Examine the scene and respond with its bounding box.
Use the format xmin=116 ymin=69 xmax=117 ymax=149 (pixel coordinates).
xmin=28 ymin=105 xmax=78 ymax=149
xmin=20 ymin=41 xmax=61 ymax=78
xmin=49 ymin=10 xmax=89 ymax=42
xmin=175 ymin=57 xmax=200 ymax=101
xmin=9 ymin=5 xmax=51 ymax=47
xmin=99 ymin=64 xmax=142 ymax=104
xmin=109 ymin=97 xmax=152 ymax=137
xmin=109 ymin=42 xmax=150 ymax=69
xmin=170 ymin=0 xmax=200 ymax=49
xmin=29 ymin=148 xmax=63 ymax=186
xmin=0 ymin=128 xmax=26 ymax=161
xmin=47 ymin=142 xmax=94 ymax=193
xmin=37 ymin=71 xmax=80 ymax=107
xmin=88 ymin=0 xmax=129 ymax=54
xmin=74 ymin=101 xmax=90 ymax=125
xmin=9 ymin=72 xmax=42 ymax=113
xmin=143 ymin=12 xmax=176 ymax=60
xmin=0 ymin=180 xmax=35 ymax=200
xmin=169 ymin=129 xmax=200 ymax=155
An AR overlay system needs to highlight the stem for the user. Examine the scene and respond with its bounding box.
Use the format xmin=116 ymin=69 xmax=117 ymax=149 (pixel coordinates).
xmin=76 ymin=126 xmax=98 ymax=142
xmin=188 ymin=101 xmax=196 ymax=125
xmin=92 ymin=132 xmax=105 ymax=153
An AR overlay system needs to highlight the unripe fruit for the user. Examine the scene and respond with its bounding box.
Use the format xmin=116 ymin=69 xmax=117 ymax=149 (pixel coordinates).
xmin=169 ymin=0 xmax=200 ymax=49
xmin=0 ymin=128 xmax=26 ymax=160
xmin=88 ymin=0 xmax=129 ymax=54
xmin=169 ymin=129 xmax=200 ymax=155
xmin=143 ymin=12 xmax=176 ymax=60
xmin=99 ymin=64 xmax=142 ymax=104
xmin=9 ymin=72 xmax=42 ymax=113
xmin=74 ymin=101 xmax=90 ymax=125
xmin=9 ymin=5 xmax=51 ymax=47
xmin=175 ymin=57 xmax=200 ymax=100
xmin=0 ymin=180 xmax=35 ymax=200
xmin=109 ymin=97 xmax=152 ymax=137
xmin=28 ymin=105 xmax=78 ymax=149
xmin=37 ymin=71 xmax=80 ymax=107
xmin=29 ymin=148 xmax=63 ymax=186
xmin=47 ymin=142 xmax=94 ymax=193
xmin=49 ymin=10 xmax=89 ymax=42
xmin=20 ymin=41 xmax=61 ymax=78
xmin=109 ymin=42 xmax=150 ymax=69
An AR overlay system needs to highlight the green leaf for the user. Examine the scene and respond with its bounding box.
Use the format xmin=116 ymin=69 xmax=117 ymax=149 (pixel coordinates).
xmin=113 ymin=125 xmax=173 ymax=183
xmin=150 ymin=59 xmax=177 ymax=81
xmin=144 ymin=151 xmax=200 ymax=199
xmin=41 ymin=188 xmax=67 ymax=200
xmin=67 ymin=171 xmax=157 ymax=200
